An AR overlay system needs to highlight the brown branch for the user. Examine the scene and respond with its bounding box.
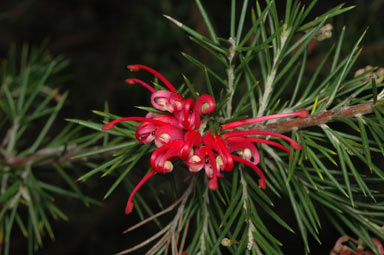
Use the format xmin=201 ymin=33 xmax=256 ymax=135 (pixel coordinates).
xmin=6 ymin=145 xmax=118 ymax=167
xmin=252 ymin=101 xmax=376 ymax=133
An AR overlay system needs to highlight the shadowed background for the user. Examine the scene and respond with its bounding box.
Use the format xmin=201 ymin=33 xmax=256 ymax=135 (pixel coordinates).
xmin=0 ymin=0 xmax=383 ymax=254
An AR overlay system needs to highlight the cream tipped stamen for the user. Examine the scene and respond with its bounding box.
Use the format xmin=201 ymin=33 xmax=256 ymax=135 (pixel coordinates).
xmin=125 ymin=78 xmax=156 ymax=93
xmin=127 ymin=64 xmax=176 ymax=92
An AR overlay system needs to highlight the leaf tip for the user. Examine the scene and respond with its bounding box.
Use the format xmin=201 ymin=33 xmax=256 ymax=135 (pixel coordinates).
xmin=163 ymin=14 xmax=182 ymax=27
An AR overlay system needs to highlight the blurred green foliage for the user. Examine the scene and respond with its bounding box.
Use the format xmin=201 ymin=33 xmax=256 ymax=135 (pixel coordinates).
xmin=1 ymin=0 xmax=384 ymax=254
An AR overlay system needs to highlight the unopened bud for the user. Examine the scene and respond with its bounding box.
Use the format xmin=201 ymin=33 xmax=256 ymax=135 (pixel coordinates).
xmin=125 ymin=202 xmax=134 ymax=215
xmin=208 ymin=179 xmax=218 ymax=190
xmin=221 ymin=238 xmax=231 ymax=247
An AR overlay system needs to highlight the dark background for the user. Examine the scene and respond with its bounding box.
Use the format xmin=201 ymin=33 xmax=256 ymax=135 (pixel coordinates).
xmin=1 ymin=0 xmax=383 ymax=254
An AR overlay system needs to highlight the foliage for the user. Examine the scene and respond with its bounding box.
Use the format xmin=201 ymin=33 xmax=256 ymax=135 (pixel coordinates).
xmin=0 ymin=45 xmax=96 ymax=255
xmin=71 ymin=1 xmax=384 ymax=254
xmin=1 ymin=0 xmax=384 ymax=255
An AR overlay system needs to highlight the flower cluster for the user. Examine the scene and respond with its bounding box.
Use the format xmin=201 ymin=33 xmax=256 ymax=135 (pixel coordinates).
xmin=354 ymin=65 xmax=384 ymax=84
xmin=330 ymin=236 xmax=384 ymax=255
xmin=102 ymin=65 xmax=309 ymax=214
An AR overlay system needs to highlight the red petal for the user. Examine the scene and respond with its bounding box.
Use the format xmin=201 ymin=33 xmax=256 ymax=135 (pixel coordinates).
xmin=215 ymin=134 xmax=234 ymax=171
xmin=151 ymin=90 xmax=173 ymax=112
xmin=154 ymin=124 xmax=184 ymax=147
xmin=225 ymin=136 xmax=260 ymax=164
xmin=150 ymin=140 xmax=184 ymax=173
xmin=195 ymin=94 xmax=215 ymax=114
xmin=181 ymin=130 xmax=202 ymax=159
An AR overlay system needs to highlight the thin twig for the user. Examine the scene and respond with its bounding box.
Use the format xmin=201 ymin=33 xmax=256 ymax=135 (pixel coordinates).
xmin=171 ymin=231 xmax=178 ymax=255
xmin=226 ymin=37 xmax=237 ymax=119
xmin=239 ymin=166 xmax=248 ymax=210
xmin=118 ymin=177 xmax=196 ymax=255
xmin=114 ymin=225 xmax=171 ymax=255
xmin=169 ymin=178 xmax=195 ymax=255
xmin=1 ymin=117 xmax=20 ymax=195
xmin=239 ymin=167 xmax=262 ymax=252
xmin=178 ymin=216 xmax=191 ymax=254
xmin=257 ymin=26 xmax=290 ymax=117
xmin=4 ymin=145 xmax=117 ymax=167
xmin=174 ymin=212 xmax=184 ymax=253
xmin=252 ymin=101 xmax=378 ymax=133
xmin=200 ymin=186 xmax=209 ymax=254
xmin=0 ymin=171 xmax=9 ymax=194
xmin=262 ymin=144 xmax=282 ymax=162
xmin=4 ymin=117 xmax=20 ymax=155
xmin=164 ymin=237 xmax=171 ymax=255
xmin=123 ymin=192 xmax=185 ymax=233
xmin=240 ymin=168 xmax=252 ymax=248
xmin=147 ymin=232 xmax=171 ymax=255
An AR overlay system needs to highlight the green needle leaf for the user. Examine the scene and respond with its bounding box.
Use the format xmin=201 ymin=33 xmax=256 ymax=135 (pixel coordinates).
xmin=195 ymin=0 xmax=218 ymax=44
xmin=103 ymin=145 xmax=150 ymax=199
xmin=28 ymin=92 xmax=68 ymax=153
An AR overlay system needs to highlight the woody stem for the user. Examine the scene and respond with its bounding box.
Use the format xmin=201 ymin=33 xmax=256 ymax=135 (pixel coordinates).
xmin=253 ymin=101 xmax=379 ymax=133
xmin=225 ymin=37 xmax=236 ymax=119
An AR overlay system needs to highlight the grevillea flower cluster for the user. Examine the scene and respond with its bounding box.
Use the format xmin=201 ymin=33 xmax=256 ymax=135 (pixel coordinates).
xmin=102 ymin=64 xmax=309 ymax=214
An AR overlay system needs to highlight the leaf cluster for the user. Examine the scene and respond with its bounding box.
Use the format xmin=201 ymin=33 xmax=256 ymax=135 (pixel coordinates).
xmin=0 ymin=44 xmax=95 ymax=255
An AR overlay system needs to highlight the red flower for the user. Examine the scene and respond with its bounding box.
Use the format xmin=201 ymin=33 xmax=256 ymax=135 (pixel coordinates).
xmin=330 ymin=236 xmax=384 ymax=255
xmin=102 ymin=65 xmax=308 ymax=214
xmin=186 ymin=146 xmax=219 ymax=190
